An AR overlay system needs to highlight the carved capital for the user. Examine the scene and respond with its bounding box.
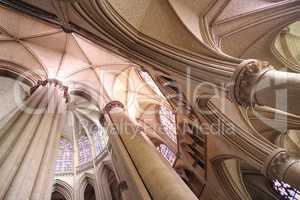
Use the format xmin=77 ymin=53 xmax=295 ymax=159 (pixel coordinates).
xmin=229 ymin=59 xmax=273 ymax=107
xmin=265 ymin=150 xmax=300 ymax=183
xmin=104 ymin=101 xmax=124 ymax=113
xmin=30 ymin=79 xmax=69 ymax=102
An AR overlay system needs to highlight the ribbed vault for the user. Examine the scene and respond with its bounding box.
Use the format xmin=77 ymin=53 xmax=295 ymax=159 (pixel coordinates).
xmin=0 ymin=1 xmax=300 ymax=200
xmin=0 ymin=5 xmax=166 ymax=117
xmin=0 ymin=5 xmax=172 ymax=174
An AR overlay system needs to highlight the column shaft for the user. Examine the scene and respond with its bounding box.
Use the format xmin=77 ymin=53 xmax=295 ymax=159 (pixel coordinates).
xmin=229 ymin=59 xmax=300 ymax=116
xmin=108 ymin=127 xmax=151 ymax=200
xmin=105 ymin=102 xmax=199 ymax=200
xmin=0 ymin=82 xmax=67 ymax=200
xmin=229 ymin=60 xmax=300 ymax=190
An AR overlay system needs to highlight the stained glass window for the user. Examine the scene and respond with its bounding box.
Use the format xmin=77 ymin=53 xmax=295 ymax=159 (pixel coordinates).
xmin=78 ymin=134 xmax=92 ymax=165
xmin=158 ymin=144 xmax=176 ymax=165
xmin=140 ymin=71 xmax=164 ymax=97
xmin=272 ymin=180 xmax=300 ymax=200
xmin=55 ymin=138 xmax=73 ymax=172
xmin=159 ymin=105 xmax=177 ymax=143
xmin=91 ymin=125 xmax=108 ymax=155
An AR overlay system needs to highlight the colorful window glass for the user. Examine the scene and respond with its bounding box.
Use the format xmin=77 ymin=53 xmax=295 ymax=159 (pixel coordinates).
xmin=272 ymin=180 xmax=300 ymax=200
xmin=158 ymin=144 xmax=176 ymax=165
xmin=159 ymin=105 xmax=177 ymax=143
xmin=55 ymin=138 xmax=73 ymax=172
xmin=91 ymin=125 xmax=108 ymax=155
xmin=78 ymin=134 xmax=92 ymax=165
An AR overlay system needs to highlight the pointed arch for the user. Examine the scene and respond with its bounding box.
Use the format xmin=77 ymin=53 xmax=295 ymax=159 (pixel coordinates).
xmin=52 ymin=179 xmax=73 ymax=200
xmin=211 ymin=155 xmax=252 ymax=200
xmin=98 ymin=161 xmax=123 ymax=200
xmin=79 ymin=173 xmax=100 ymax=200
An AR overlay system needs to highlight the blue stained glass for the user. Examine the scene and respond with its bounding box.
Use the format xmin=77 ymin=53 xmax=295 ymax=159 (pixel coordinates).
xmin=159 ymin=105 xmax=177 ymax=143
xmin=78 ymin=134 xmax=92 ymax=165
xmin=91 ymin=126 xmax=108 ymax=155
xmin=158 ymin=144 xmax=176 ymax=165
xmin=55 ymin=138 xmax=73 ymax=172
xmin=272 ymin=180 xmax=300 ymax=200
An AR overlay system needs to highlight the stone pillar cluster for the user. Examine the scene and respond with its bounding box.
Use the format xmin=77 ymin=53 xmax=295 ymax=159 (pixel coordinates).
xmin=229 ymin=59 xmax=300 ymax=116
xmin=0 ymin=80 xmax=68 ymax=200
xmin=264 ymin=150 xmax=300 ymax=190
xmin=229 ymin=59 xmax=274 ymax=107
xmin=104 ymin=101 xmax=199 ymax=200
xmin=229 ymin=59 xmax=300 ymax=190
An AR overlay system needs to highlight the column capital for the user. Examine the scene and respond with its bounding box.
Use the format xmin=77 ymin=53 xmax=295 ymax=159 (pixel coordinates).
xmin=265 ymin=150 xmax=300 ymax=190
xmin=104 ymin=101 xmax=125 ymax=113
xmin=229 ymin=59 xmax=273 ymax=107
xmin=30 ymin=79 xmax=69 ymax=102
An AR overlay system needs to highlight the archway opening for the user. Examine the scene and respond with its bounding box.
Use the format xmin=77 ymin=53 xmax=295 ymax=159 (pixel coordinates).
xmin=107 ymin=168 xmax=123 ymax=200
xmin=51 ymin=191 xmax=66 ymax=200
xmin=84 ymin=184 xmax=96 ymax=200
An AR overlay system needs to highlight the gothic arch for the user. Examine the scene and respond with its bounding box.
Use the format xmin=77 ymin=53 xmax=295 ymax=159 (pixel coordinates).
xmin=241 ymin=170 xmax=279 ymax=200
xmin=98 ymin=161 xmax=123 ymax=200
xmin=211 ymin=155 xmax=252 ymax=200
xmin=271 ymin=19 xmax=300 ymax=72
xmin=0 ymin=60 xmax=43 ymax=86
xmin=79 ymin=173 xmax=100 ymax=200
xmin=69 ymin=83 xmax=109 ymax=109
xmin=52 ymin=179 xmax=73 ymax=200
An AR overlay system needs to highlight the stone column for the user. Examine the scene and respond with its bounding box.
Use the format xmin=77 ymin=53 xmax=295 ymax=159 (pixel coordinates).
xmin=199 ymin=98 xmax=300 ymax=190
xmin=104 ymin=101 xmax=199 ymax=200
xmin=229 ymin=60 xmax=300 ymax=190
xmin=264 ymin=150 xmax=300 ymax=190
xmin=229 ymin=59 xmax=300 ymax=116
xmin=104 ymin=106 xmax=151 ymax=200
xmin=0 ymin=79 xmax=68 ymax=200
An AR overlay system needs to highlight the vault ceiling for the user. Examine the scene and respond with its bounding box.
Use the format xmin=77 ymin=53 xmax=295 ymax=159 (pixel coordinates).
xmin=0 ymin=5 xmax=165 ymax=140
xmin=274 ymin=21 xmax=300 ymax=72
xmin=8 ymin=0 xmax=299 ymax=87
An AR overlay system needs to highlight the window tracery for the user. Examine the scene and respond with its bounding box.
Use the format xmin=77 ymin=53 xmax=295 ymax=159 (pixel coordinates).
xmin=55 ymin=138 xmax=73 ymax=172
xmin=78 ymin=134 xmax=93 ymax=165
xmin=159 ymin=105 xmax=177 ymax=143
xmin=91 ymin=125 xmax=108 ymax=155
xmin=272 ymin=180 xmax=300 ymax=200
xmin=158 ymin=144 xmax=176 ymax=165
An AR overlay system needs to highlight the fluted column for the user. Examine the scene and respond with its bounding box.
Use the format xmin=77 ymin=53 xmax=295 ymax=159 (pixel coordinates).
xmin=229 ymin=59 xmax=300 ymax=116
xmin=0 ymin=79 xmax=67 ymax=200
xmin=104 ymin=101 xmax=199 ymax=200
